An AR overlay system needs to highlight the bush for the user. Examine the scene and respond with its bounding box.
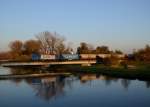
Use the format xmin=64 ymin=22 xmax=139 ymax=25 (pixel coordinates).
xmin=15 ymin=55 xmax=31 ymax=61
xmin=120 ymin=61 xmax=128 ymax=69
xmin=103 ymin=57 xmax=112 ymax=66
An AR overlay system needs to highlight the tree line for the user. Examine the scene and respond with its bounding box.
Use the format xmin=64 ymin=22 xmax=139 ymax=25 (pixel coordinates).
xmin=0 ymin=31 xmax=149 ymax=62
xmin=3 ymin=31 xmax=73 ymax=61
xmin=77 ymin=42 xmax=123 ymax=54
xmin=128 ymin=45 xmax=150 ymax=62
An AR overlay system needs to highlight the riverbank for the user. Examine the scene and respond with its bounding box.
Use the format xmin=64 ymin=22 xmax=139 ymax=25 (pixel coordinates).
xmin=1 ymin=62 xmax=150 ymax=80
xmin=65 ymin=64 xmax=150 ymax=80
xmin=0 ymin=72 xmax=71 ymax=79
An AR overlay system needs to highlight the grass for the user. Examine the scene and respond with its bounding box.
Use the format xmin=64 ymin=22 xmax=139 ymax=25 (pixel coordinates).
xmin=66 ymin=63 xmax=150 ymax=80
xmin=1 ymin=60 xmax=150 ymax=80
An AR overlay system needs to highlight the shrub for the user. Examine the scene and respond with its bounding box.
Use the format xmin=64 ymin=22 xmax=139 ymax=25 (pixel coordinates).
xmin=120 ymin=61 xmax=128 ymax=69
xmin=103 ymin=57 xmax=112 ymax=66
xmin=15 ymin=55 xmax=31 ymax=61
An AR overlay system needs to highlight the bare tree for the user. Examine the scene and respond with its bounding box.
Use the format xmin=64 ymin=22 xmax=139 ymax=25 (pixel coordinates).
xmin=64 ymin=42 xmax=73 ymax=54
xmin=36 ymin=31 xmax=66 ymax=54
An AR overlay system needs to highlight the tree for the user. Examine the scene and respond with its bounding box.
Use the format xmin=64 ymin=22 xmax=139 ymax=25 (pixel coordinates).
xmin=24 ymin=40 xmax=41 ymax=55
xmin=56 ymin=43 xmax=65 ymax=54
xmin=77 ymin=47 xmax=81 ymax=54
xmin=145 ymin=45 xmax=150 ymax=52
xmin=64 ymin=42 xmax=74 ymax=54
xmin=9 ymin=40 xmax=23 ymax=59
xmin=9 ymin=40 xmax=23 ymax=53
xmin=96 ymin=46 xmax=101 ymax=53
xmin=133 ymin=44 xmax=150 ymax=61
xmin=0 ymin=51 xmax=12 ymax=60
xmin=115 ymin=50 xmax=123 ymax=54
xmin=80 ymin=42 xmax=88 ymax=51
xmin=36 ymin=31 xmax=65 ymax=54
xmin=77 ymin=42 xmax=93 ymax=54
xmin=96 ymin=46 xmax=110 ymax=54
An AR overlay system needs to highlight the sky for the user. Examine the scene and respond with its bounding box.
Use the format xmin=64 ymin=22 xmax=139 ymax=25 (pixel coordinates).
xmin=0 ymin=0 xmax=150 ymax=53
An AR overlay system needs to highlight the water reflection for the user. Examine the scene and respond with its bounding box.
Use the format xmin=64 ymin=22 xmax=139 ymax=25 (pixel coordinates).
xmin=3 ymin=67 xmax=150 ymax=90
xmin=24 ymin=74 xmax=149 ymax=102
xmin=0 ymin=66 xmax=11 ymax=75
xmin=81 ymin=74 xmax=130 ymax=89
xmin=146 ymin=81 xmax=150 ymax=88
xmin=29 ymin=76 xmax=65 ymax=101
xmin=0 ymin=67 xmax=150 ymax=103
xmin=80 ymin=74 xmax=121 ymax=87
xmin=28 ymin=76 xmax=79 ymax=101
xmin=121 ymin=79 xmax=131 ymax=90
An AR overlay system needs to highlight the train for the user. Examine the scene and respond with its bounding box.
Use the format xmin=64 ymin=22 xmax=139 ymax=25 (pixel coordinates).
xmin=31 ymin=53 xmax=125 ymax=61
xmin=32 ymin=53 xmax=80 ymax=61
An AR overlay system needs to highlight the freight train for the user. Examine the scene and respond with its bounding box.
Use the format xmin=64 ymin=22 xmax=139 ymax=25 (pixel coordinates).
xmin=32 ymin=53 xmax=125 ymax=61
xmin=32 ymin=54 xmax=80 ymax=61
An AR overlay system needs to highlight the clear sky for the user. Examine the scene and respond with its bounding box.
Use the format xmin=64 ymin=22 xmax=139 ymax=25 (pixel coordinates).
xmin=0 ymin=0 xmax=150 ymax=53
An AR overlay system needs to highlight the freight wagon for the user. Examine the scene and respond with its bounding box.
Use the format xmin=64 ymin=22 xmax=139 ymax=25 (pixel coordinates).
xmin=97 ymin=54 xmax=111 ymax=58
xmin=80 ymin=54 xmax=96 ymax=60
xmin=80 ymin=54 xmax=111 ymax=60
xmin=31 ymin=53 xmax=40 ymax=61
xmin=58 ymin=54 xmax=80 ymax=60
xmin=32 ymin=54 xmax=56 ymax=61
xmin=40 ymin=54 xmax=56 ymax=60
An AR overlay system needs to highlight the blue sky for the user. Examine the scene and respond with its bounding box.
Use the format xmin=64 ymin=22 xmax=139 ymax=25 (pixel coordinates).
xmin=0 ymin=0 xmax=150 ymax=53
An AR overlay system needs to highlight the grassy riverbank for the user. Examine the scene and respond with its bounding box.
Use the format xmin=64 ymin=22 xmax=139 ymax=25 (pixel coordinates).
xmin=1 ymin=61 xmax=150 ymax=80
xmin=66 ymin=63 xmax=150 ymax=80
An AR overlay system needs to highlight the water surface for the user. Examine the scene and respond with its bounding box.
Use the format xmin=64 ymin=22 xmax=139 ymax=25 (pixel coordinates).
xmin=0 ymin=67 xmax=150 ymax=107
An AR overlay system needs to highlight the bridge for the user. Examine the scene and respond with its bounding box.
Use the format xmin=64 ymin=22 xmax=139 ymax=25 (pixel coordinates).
xmin=1 ymin=60 xmax=96 ymax=67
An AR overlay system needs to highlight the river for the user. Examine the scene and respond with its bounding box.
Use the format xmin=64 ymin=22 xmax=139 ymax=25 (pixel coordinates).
xmin=0 ymin=66 xmax=150 ymax=107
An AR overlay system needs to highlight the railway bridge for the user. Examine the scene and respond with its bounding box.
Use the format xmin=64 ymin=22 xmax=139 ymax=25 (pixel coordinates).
xmin=1 ymin=60 xmax=96 ymax=67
